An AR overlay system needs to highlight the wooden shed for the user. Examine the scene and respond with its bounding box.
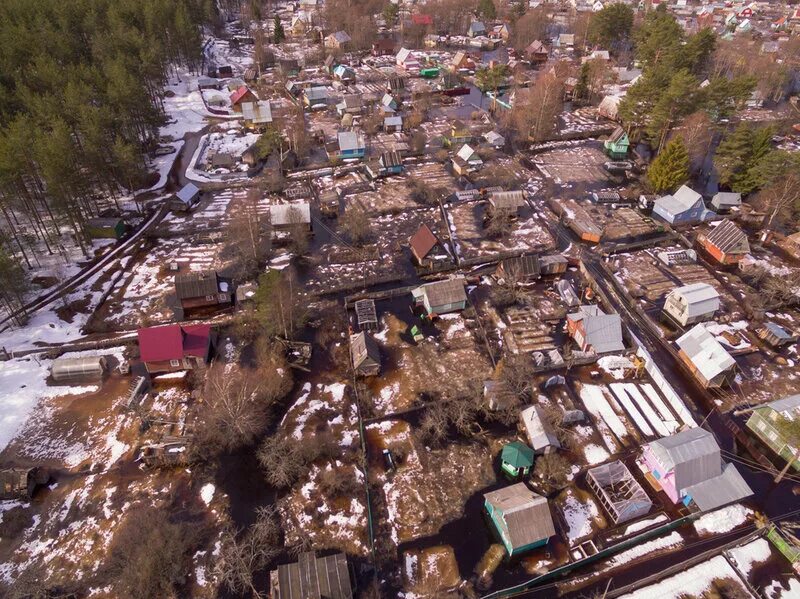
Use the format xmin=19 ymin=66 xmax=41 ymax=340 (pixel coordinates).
xmin=270 ymin=551 xmax=353 ymax=599
xmin=86 ymin=217 xmax=126 ymax=240
xmin=350 ymin=332 xmax=380 ymax=377
xmin=697 ymin=220 xmax=750 ymax=265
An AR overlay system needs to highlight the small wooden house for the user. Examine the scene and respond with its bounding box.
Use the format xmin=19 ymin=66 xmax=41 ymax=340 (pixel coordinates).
xmin=333 ymin=64 xmax=356 ymax=84
xmin=756 ymin=322 xmax=797 ymax=348
xmin=500 ymin=441 xmax=535 ymax=480
xmin=710 ymin=192 xmax=742 ymax=212
xmin=443 ymin=120 xmax=471 ymax=147
xmin=409 ymin=223 xmax=442 ymax=266
xmin=350 ymin=332 xmax=380 ymax=377
xmin=241 ymin=100 xmax=273 ymax=129
xmin=663 ymin=283 xmax=720 ymax=327
xmin=496 ymin=254 xmax=541 ymax=283
xmin=303 ymin=86 xmax=329 ymax=110
xmin=468 ymin=21 xmax=486 ymax=38
xmin=539 ymin=254 xmax=568 ymax=275
xmin=269 ymin=552 xmax=353 ymax=599
xmin=652 ymin=185 xmax=711 ymax=226
xmin=524 ymin=40 xmax=549 ymax=65
xmin=746 ymin=395 xmax=800 ymax=473
xmin=697 ymin=220 xmax=750 ymax=265
xmin=484 ymin=484 xmax=555 ymax=556
xmin=336 ymin=131 xmax=366 ymax=159
xmin=384 ymin=115 xmax=403 ymax=132
xmin=566 ymin=305 xmax=624 ymax=354
xmin=412 ymin=277 xmax=467 ymax=316
xmin=175 ymin=270 xmax=233 ymax=315
xmin=230 ymin=86 xmax=258 ymax=112
xmin=451 ymin=143 xmax=483 ymax=175
xmin=268 ymin=203 xmax=312 ymax=231
xmin=137 ymin=323 xmax=213 ymax=374
xmin=676 ymin=324 xmax=735 ymax=388
xmin=336 ymin=94 xmax=362 ymax=116
xmin=604 ymin=127 xmax=630 ymax=159
xmin=372 ymin=37 xmax=396 ymax=56
xmin=86 ymin=217 xmax=126 ymax=240
xmin=520 ymin=405 xmax=561 ymax=454
xmin=169 ymin=183 xmax=200 ymax=212
xmin=324 ymin=30 xmax=351 ymax=49
xmin=396 ymin=48 xmax=421 ymax=72
xmin=451 ymin=51 xmax=475 ymax=72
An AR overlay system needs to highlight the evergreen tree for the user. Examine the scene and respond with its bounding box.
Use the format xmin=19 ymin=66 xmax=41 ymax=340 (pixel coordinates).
xmin=573 ymin=63 xmax=590 ymax=102
xmin=646 ymin=69 xmax=702 ymax=151
xmin=383 ymin=2 xmax=399 ymax=24
xmin=273 ymin=15 xmax=285 ymax=43
xmin=647 ymin=138 xmax=689 ymax=193
xmin=477 ymin=0 xmax=497 ymax=21
xmin=588 ymin=4 xmax=634 ymax=53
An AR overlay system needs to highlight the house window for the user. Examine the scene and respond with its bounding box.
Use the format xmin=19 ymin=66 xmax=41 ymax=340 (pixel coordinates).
xmin=758 ymin=420 xmax=767 ymax=431
xmin=205 ymin=294 xmax=215 ymax=301
xmin=768 ymin=431 xmax=778 ymax=442
xmin=170 ymin=359 xmax=180 ymax=367
xmin=219 ymin=293 xmax=228 ymax=302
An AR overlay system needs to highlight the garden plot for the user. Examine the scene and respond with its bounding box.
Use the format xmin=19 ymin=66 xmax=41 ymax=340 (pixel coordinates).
xmin=405 ymin=161 xmax=454 ymax=191
xmin=279 ymin=380 xmax=369 ymax=555
xmin=558 ymin=108 xmax=613 ymax=136
xmin=368 ymin=207 xmax=449 ymax=256
xmin=576 ymin=383 xmax=635 ymax=452
xmin=727 ymin=538 xmax=792 ymax=596
xmin=96 ymin=237 xmax=225 ymax=329
xmin=366 ymin=419 xmax=496 ymax=544
xmin=367 ymin=314 xmax=493 ymax=417
xmin=419 ymin=115 xmax=456 ymax=142
xmin=189 ymin=126 xmax=259 ymax=180
xmin=731 ymin=350 xmax=800 ymax=408
xmin=402 ymin=546 xmax=462 ymax=595
xmin=608 ymin=383 xmax=679 ymax=438
xmin=306 ymin=108 xmax=342 ymax=142
xmin=556 ymin=487 xmax=607 ymax=546
xmin=532 ymin=143 xmax=610 ymax=185
xmin=345 ymin=185 xmax=420 ymax=215
xmin=444 ymin=201 xmax=555 ymax=262
xmin=616 ymin=554 xmax=752 ymax=599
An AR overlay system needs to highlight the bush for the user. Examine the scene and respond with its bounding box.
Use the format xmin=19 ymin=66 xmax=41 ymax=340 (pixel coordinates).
xmin=0 ymin=506 xmax=32 ymax=540
xmin=107 ymin=507 xmax=204 ymax=599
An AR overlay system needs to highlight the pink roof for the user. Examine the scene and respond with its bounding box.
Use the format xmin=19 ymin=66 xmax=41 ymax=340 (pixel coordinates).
xmin=411 ymin=14 xmax=433 ymax=25
xmin=137 ymin=324 xmax=211 ymax=362
xmin=230 ymin=86 xmax=253 ymax=105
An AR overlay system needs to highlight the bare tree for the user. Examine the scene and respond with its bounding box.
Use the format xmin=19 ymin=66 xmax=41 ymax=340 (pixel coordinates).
xmin=227 ymin=188 xmax=271 ymax=278
xmin=753 ymin=173 xmax=800 ymax=231
xmin=339 ymin=204 xmax=370 ymax=245
xmin=670 ymin=111 xmax=713 ymax=176
xmin=505 ymin=71 xmax=564 ymax=143
xmin=216 ymin=506 xmax=283 ymax=599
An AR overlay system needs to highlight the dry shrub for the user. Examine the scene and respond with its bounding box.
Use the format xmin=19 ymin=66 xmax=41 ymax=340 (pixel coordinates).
xmin=107 ymin=506 xmax=204 ymax=599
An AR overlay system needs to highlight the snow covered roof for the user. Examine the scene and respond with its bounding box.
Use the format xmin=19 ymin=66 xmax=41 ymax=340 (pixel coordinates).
xmin=676 ymin=324 xmax=735 ymax=381
xmin=456 ymin=143 xmax=479 ymax=162
xmin=396 ymin=47 xmax=418 ymax=64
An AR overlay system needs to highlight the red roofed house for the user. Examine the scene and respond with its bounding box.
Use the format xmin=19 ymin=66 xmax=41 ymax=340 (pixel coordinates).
xmin=411 ymin=14 xmax=433 ymax=27
xmin=409 ymin=223 xmax=442 ymax=266
xmin=230 ymin=86 xmax=258 ymax=112
xmin=137 ymin=324 xmax=213 ymax=374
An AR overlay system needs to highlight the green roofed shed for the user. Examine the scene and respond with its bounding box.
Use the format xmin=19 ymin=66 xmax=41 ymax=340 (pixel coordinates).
xmin=501 ymin=441 xmax=534 ymax=479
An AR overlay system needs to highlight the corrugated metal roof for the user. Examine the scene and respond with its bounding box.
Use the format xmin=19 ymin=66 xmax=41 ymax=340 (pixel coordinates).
xmin=484 ymin=484 xmax=555 ymax=549
xmin=568 ymin=306 xmax=624 ymax=354
xmin=676 ymin=324 xmax=735 ymax=381
xmin=711 ymin=192 xmax=742 ymax=208
xmin=241 ymin=100 xmax=273 ymax=123
xmin=520 ymin=405 xmax=561 ymax=451
xmin=683 ymin=462 xmax=752 ymax=511
xmin=489 ymin=191 xmax=526 ymax=210
xmin=762 ymin=394 xmax=800 ymax=415
xmin=275 ymin=552 xmax=352 ymax=599
xmin=649 ymin=428 xmax=722 ymax=492
xmin=305 ymin=86 xmax=328 ymax=101
xmin=176 ymin=183 xmax=200 ymax=204
xmin=705 ymin=219 xmax=750 ymax=254
xmin=668 ymin=283 xmax=720 ymax=318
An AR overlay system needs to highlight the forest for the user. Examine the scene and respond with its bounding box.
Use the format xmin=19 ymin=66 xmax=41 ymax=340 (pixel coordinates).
xmin=0 ymin=0 xmax=212 ymax=305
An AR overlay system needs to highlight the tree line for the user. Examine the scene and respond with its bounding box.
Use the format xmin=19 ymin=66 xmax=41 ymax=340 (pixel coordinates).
xmin=0 ymin=0 xmax=213 ymax=316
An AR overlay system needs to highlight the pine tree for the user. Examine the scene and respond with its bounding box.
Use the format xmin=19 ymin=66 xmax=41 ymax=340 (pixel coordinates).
xmin=273 ymin=15 xmax=285 ymax=43
xmin=477 ymin=0 xmax=497 ymax=21
xmin=647 ymin=138 xmax=689 ymax=193
xmin=588 ymin=3 xmax=634 ymax=53
xmin=573 ymin=63 xmax=590 ymax=102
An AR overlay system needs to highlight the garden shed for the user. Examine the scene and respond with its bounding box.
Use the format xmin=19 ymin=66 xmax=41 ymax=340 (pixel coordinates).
xmin=350 ymin=332 xmax=380 ymax=377
xmin=500 ymin=441 xmax=534 ymax=480
xmin=586 ymin=460 xmax=652 ymax=524
xmin=50 ymin=355 xmax=108 ymax=384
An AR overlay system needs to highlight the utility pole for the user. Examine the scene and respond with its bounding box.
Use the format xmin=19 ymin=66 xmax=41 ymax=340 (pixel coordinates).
xmin=774 ymin=446 xmax=800 ymax=484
